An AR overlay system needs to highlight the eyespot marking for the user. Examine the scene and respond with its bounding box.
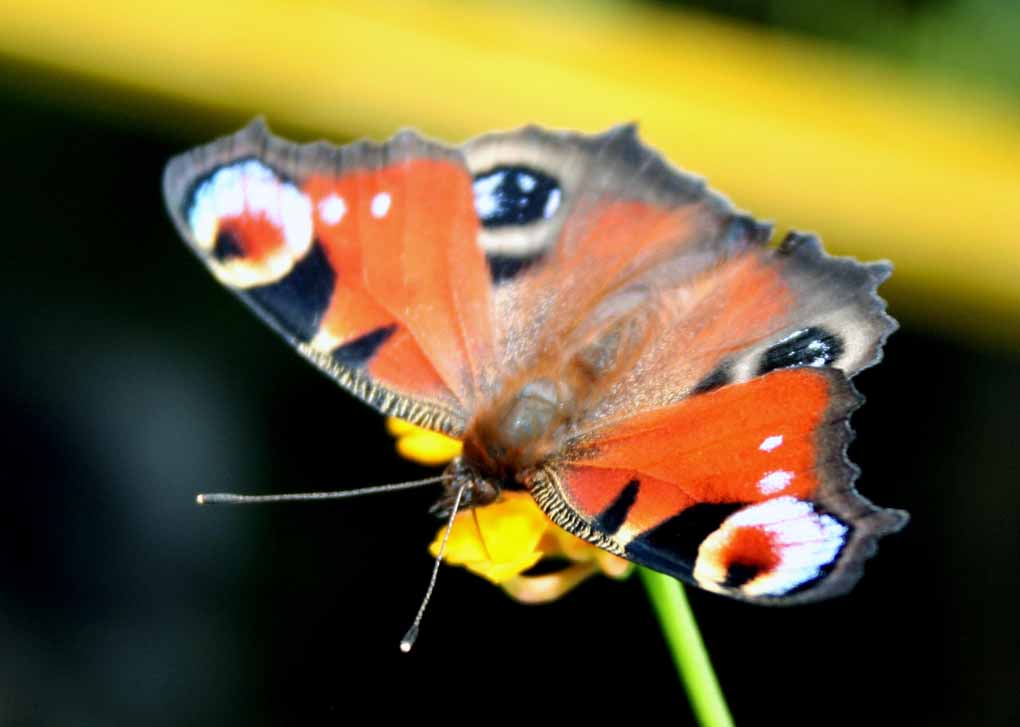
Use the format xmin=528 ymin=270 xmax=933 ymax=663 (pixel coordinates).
xmin=723 ymin=561 xmax=765 ymax=589
xmin=212 ymin=228 xmax=245 ymax=262
xmin=543 ymin=188 xmax=561 ymax=219
xmin=473 ymin=166 xmax=561 ymax=228
xmin=186 ymin=158 xmax=312 ymax=257
xmin=757 ymin=327 xmax=845 ymax=375
xmin=693 ymin=497 xmax=849 ymax=598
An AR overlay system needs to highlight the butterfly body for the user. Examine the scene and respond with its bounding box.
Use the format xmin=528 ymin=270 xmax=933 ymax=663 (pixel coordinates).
xmin=165 ymin=120 xmax=906 ymax=604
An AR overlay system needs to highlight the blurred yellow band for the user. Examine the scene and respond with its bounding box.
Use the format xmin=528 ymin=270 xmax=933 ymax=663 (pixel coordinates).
xmin=3 ymin=0 xmax=1018 ymax=341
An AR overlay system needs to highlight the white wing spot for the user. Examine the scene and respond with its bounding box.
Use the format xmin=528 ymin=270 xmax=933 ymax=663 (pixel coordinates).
xmin=318 ymin=194 xmax=347 ymax=226
xmin=759 ymin=435 xmax=784 ymax=452
xmin=757 ymin=470 xmax=794 ymax=495
xmin=371 ymin=191 xmax=392 ymax=218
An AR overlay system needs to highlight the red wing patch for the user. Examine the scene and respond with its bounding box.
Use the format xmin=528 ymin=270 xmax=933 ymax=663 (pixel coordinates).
xmin=302 ymin=160 xmax=495 ymax=414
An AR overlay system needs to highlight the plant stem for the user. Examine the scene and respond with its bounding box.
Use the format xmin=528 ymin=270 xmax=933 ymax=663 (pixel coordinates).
xmin=639 ymin=568 xmax=735 ymax=727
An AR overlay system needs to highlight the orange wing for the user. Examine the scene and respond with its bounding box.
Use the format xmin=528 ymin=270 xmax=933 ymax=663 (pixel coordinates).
xmin=461 ymin=127 xmax=903 ymax=601
xmin=463 ymin=125 xmax=747 ymax=385
xmin=163 ymin=120 xmax=494 ymax=435
xmin=526 ymin=368 xmax=907 ymax=602
xmin=162 ymin=123 xmax=773 ymax=436
xmin=460 ymin=127 xmax=894 ymax=426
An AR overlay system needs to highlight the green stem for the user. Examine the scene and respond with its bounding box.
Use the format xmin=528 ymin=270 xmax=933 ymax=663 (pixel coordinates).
xmin=639 ymin=568 xmax=735 ymax=727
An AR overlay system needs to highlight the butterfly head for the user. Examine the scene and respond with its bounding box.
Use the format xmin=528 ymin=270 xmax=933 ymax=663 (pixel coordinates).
xmin=428 ymin=377 xmax=575 ymax=516
xmin=429 ymin=458 xmax=500 ymax=517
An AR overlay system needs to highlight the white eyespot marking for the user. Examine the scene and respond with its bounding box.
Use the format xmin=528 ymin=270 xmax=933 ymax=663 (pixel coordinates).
xmin=757 ymin=470 xmax=793 ymax=495
xmin=278 ymin=183 xmax=314 ymax=255
xmin=189 ymin=165 xmax=242 ymax=248
xmin=543 ymin=187 xmax=562 ymax=219
xmin=516 ymin=172 xmax=536 ymax=193
xmin=318 ymin=194 xmax=347 ymax=226
xmin=473 ymin=171 xmax=505 ymax=219
xmin=187 ymin=160 xmax=312 ymax=257
xmin=693 ymin=496 xmax=848 ymax=597
xmin=371 ymin=191 xmax=392 ymax=218
xmin=759 ymin=435 xmax=784 ymax=452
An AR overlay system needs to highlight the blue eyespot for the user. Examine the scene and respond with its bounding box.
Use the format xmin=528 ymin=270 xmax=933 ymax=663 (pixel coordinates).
xmin=472 ymin=166 xmax=561 ymax=228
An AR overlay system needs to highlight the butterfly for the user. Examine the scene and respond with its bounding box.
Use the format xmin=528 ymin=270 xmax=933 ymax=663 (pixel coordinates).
xmin=163 ymin=119 xmax=907 ymax=606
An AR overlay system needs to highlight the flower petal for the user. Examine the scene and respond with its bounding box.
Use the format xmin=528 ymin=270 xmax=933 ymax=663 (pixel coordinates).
xmin=430 ymin=492 xmax=550 ymax=583
xmin=387 ymin=417 xmax=463 ymax=465
xmin=501 ymin=563 xmax=601 ymax=604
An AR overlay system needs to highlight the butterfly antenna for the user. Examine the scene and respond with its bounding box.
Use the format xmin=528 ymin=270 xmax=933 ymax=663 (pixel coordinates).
xmin=399 ymin=481 xmax=468 ymax=653
xmin=196 ymin=475 xmax=449 ymax=505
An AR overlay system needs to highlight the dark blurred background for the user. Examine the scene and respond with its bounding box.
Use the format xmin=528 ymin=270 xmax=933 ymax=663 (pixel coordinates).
xmin=1 ymin=1 xmax=1017 ymax=725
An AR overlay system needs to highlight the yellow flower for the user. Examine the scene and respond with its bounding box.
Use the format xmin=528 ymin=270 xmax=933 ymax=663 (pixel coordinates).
xmin=386 ymin=417 xmax=463 ymax=465
xmin=388 ymin=417 xmax=633 ymax=603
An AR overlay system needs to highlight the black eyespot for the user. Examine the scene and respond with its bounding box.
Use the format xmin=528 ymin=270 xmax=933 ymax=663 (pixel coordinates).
xmin=211 ymin=228 xmax=245 ymax=262
xmin=723 ymin=562 xmax=764 ymax=589
xmin=472 ymin=166 xmax=561 ymax=228
xmin=757 ymin=327 xmax=845 ymax=375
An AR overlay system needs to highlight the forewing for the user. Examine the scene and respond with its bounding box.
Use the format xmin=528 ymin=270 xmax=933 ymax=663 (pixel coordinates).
xmin=526 ymin=367 xmax=907 ymax=603
xmin=163 ymin=120 xmax=496 ymax=435
xmin=462 ymin=125 xmax=754 ymax=378
xmin=461 ymin=126 xmax=894 ymax=426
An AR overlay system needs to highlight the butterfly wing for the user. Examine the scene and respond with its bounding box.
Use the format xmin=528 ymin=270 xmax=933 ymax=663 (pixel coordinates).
xmin=164 ymin=122 xmax=798 ymax=435
xmin=461 ymin=125 xmax=894 ymax=421
xmin=462 ymin=125 xmax=755 ymax=382
xmin=163 ymin=120 xmax=496 ymax=435
xmin=527 ymin=367 xmax=906 ymax=602
xmin=461 ymin=126 xmax=903 ymax=600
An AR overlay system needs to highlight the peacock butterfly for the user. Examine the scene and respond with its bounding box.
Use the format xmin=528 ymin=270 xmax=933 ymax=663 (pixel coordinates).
xmin=163 ymin=119 xmax=907 ymax=606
